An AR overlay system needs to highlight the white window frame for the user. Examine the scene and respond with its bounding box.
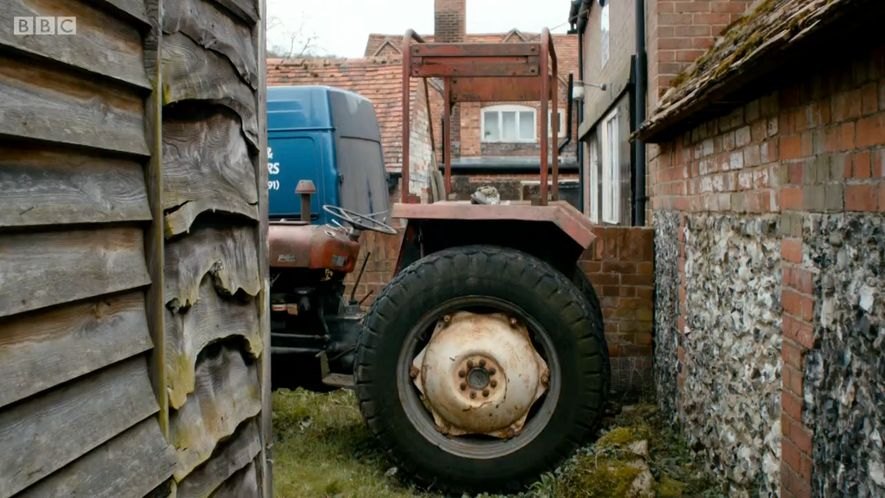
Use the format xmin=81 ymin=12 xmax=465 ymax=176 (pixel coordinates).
xmin=481 ymin=104 xmax=536 ymax=143
xmin=548 ymin=110 xmax=567 ymax=139
xmin=588 ymin=139 xmax=600 ymax=223
xmin=601 ymin=109 xmax=619 ymax=224
xmin=600 ymin=0 xmax=610 ymax=67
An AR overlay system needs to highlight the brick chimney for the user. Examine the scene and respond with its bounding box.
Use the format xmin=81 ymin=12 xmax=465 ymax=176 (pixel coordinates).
xmin=435 ymin=0 xmax=466 ymax=43
xmin=647 ymin=0 xmax=754 ymax=107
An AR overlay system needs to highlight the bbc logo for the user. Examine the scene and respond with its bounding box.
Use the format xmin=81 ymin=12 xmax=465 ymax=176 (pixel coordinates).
xmin=13 ymin=16 xmax=77 ymax=36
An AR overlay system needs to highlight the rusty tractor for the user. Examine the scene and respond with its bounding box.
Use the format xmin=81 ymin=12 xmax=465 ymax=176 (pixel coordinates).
xmin=269 ymin=29 xmax=608 ymax=493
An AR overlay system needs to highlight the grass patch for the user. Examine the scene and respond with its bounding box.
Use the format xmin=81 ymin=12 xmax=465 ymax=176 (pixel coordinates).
xmin=272 ymin=389 xmax=433 ymax=498
xmin=272 ymin=389 xmax=725 ymax=497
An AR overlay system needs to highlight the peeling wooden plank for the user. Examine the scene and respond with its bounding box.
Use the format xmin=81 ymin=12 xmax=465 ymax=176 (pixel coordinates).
xmin=0 ymin=145 xmax=150 ymax=228
xmin=161 ymin=33 xmax=258 ymax=147
xmin=165 ymin=278 xmax=262 ymax=409
xmin=211 ymin=460 xmax=258 ymax=498
xmin=0 ymin=0 xmax=149 ymax=89
xmin=0 ymin=357 xmax=159 ymax=497
xmin=0 ymin=227 xmax=150 ymax=318
xmin=0 ymin=292 xmax=152 ymax=409
xmin=18 ymin=417 xmax=175 ymax=498
xmin=210 ymin=0 xmax=259 ymax=25
xmin=164 ymin=0 xmax=258 ymax=88
xmin=177 ymin=419 xmax=261 ymax=498
xmin=0 ymin=52 xmax=148 ymax=156
xmin=165 ymin=226 xmax=261 ymax=310
xmin=171 ymin=345 xmax=261 ymax=480
xmin=162 ymin=111 xmax=259 ymax=237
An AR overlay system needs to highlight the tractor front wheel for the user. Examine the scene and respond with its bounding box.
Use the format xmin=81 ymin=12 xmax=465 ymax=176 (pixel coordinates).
xmin=354 ymin=246 xmax=609 ymax=493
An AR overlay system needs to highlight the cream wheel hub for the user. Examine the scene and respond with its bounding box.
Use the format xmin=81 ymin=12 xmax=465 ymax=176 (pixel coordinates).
xmin=410 ymin=311 xmax=549 ymax=438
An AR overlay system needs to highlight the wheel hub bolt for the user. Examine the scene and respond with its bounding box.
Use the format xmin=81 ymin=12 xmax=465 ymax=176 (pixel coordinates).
xmin=490 ymin=380 xmax=498 ymax=388
xmin=482 ymin=389 xmax=490 ymax=397
xmin=479 ymin=359 xmax=486 ymax=367
xmin=489 ymin=367 xmax=497 ymax=375
xmin=458 ymin=369 xmax=466 ymax=378
xmin=460 ymin=382 xmax=467 ymax=391
xmin=467 ymin=360 xmax=474 ymax=368
xmin=470 ymin=392 xmax=476 ymax=399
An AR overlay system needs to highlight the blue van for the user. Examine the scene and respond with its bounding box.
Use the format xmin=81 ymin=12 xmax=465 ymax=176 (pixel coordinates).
xmin=267 ymin=86 xmax=390 ymax=224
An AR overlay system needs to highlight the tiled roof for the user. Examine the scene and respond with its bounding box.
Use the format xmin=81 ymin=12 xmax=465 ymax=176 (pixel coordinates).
xmin=640 ymin=0 xmax=868 ymax=139
xmin=267 ymin=57 xmax=433 ymax=172
xmin=364 ymin=31 xmax=580 ymax=82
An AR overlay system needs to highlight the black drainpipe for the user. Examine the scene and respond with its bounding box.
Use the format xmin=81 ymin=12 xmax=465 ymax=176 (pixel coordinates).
xmin=632 ymin=0 xmax=648 ymax=226
xmin=558 ymin=74 xmax=574 ymax=154
xmin=576 ymin=27 xmax=585 ymax=211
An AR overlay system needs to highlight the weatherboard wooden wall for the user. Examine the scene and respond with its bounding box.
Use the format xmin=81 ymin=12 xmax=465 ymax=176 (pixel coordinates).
xmin=0 ymin=1 xmax=269 ymax=497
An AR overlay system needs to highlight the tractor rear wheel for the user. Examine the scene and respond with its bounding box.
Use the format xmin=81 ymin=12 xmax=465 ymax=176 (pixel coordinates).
xmin=354 ymin=245 xmax=609 ymax=493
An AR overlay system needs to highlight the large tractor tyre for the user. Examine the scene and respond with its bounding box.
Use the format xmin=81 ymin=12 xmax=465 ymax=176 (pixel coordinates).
xmin=571 ymin=268 xmax=611 ymax=396
xmin=354 ymin=245 xmax=609 ymax=493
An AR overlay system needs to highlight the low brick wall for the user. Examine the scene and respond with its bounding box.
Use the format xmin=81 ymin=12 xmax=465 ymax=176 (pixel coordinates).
xmin=347 ymin=225 xmax=655 ymax=394
xmin=578 ymin=226 xmax=655 ymax=393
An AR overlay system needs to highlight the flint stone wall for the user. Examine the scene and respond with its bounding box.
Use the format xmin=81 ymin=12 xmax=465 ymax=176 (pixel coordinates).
xmin=653 ymin=210 xmax=680 ymax=417
xmin=682 ymin=214 xmax=782 ymax=496
xmin=804 ymin=214 xmax=884 ymax=497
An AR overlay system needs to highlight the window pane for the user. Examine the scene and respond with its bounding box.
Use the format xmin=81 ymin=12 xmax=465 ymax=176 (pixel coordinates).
xmin=519 ymin=111 xmax=534 ymax=140
xmin=483 ymin=111 xmax=500 ymax=141
xmin=501 ymin=111 xmax=517 ymax=141
xmin=589 ymin=140 xmax=599 ymax=222
xmin=603 ymin=114 xmax=619 ymax=224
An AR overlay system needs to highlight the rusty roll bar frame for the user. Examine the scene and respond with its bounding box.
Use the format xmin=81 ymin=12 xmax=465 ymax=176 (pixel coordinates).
xmin=401 ymin=28 xmax=559 ymax=205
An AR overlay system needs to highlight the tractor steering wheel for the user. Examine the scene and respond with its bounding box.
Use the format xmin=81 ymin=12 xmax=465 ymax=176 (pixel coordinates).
xmin=322 ymin=205 xmax=398 ymax=235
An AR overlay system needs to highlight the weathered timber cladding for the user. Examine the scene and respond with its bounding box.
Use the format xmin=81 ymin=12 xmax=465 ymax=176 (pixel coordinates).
xmin=0 ymin=358 xmax=163 ymax=496
xmin=162 ymin=112 xmax=259 ymax=236
xmin=0 ymin=227 xmax=150 ymax=317
xmin=0 ymin=0 xmax=267 ymax=496
xmin=161 ymin=33 xmax=259 ymax=146
xmin=170 ymin=344 xmax=261 ymax=480
xmin=176 ymin=420 xmax=262 ymax=498
xmin=0 ymin=0 xmax=150 ymax=89
xmin=0 ymin=292 xmax=153 ymax=408
xmin=159 ymin=0 xmax=268 ymax=494
xmin=0 ymin=145 xmax=151 ymax=227
xmin=18 ymin=418 xmax=176 ymax=498
xmin=164 ymin=225 xmax=262 ymax=310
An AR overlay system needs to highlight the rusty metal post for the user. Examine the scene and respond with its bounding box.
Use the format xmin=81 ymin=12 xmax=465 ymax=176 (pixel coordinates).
xmin=443 ymin=80 xmax=453 ymax=197
xmin=402 ymin=31 xmax=412 ymax=203
xmin=551 ymin=75 xmax=559 ymax=201
xmin=539 ymin=30 xmax=550 ymax=206
xmin=550 ymin=32 xmax=559 ymax=201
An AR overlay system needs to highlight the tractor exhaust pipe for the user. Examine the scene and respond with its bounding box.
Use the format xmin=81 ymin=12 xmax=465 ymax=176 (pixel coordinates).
xmin=295 ymin=179 xmax=316 ymax=222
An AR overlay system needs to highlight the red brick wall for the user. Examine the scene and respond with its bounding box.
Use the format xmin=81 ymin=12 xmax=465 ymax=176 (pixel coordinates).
xmin=649 ymin=42 xmax=885 ymax=497
xmin=647 ymin=0 xmax=754 ymax=107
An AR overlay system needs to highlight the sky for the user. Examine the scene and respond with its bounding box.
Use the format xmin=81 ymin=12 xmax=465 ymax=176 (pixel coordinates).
xmin=267 ymin=0 xmax=571 ymax=58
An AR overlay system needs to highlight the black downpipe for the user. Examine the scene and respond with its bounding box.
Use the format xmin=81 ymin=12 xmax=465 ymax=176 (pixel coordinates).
xmin=558 ymin=74 xmax=574 ymax=154
xmin=576 ymin=28 xmax=585 ymax=212
xmin=632 ymin=0 xmax=648 ymax=226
